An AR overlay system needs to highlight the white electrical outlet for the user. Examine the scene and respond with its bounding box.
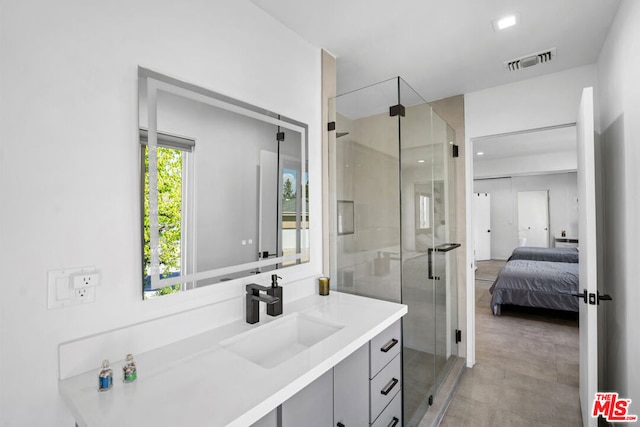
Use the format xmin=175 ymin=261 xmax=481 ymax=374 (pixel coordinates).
xmin=47 ymin=266 xmax=99 ymax=309
xmin=71 ymin=272 xmax=100 ymax=289
xmin=75 ymin=286 xmax=95 ymax=304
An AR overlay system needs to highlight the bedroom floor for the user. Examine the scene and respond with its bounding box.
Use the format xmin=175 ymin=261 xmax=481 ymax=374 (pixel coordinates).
xmin=439 ymin=260 xmax=582 ymax=426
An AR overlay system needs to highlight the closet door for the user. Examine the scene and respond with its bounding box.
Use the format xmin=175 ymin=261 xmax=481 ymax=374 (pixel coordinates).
xmin=474 ymin=193 xmax=491 ymax=260
xmin=517 ymin=190 xmax=549 ymax=247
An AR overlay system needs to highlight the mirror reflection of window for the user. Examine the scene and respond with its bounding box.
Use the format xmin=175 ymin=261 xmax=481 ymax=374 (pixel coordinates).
xmin=302 ymin=171 xmax=309 ymax=263
xmin=140 ymin=130 xmax=195 ymax=299
xmin=281 ymin=168 xmax=296 ymax=266
xmin=280 ymin=166 xmax=309 ymax=265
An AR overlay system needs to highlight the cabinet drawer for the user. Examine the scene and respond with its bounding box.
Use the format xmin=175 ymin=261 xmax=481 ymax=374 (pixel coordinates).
xmin=370 ymin=354 xmax=401 ymax=422
xmin=369 ymin=320 xmax=401 ymax=378
xmin=371 ymin=391 xmax=402 ymax=427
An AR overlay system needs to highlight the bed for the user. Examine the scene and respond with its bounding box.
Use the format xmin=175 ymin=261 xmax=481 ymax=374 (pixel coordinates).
xmin=508 ymin=246 xmax=579 ymax=263
xmin=489 ymin=259 xmax=579 ymax=315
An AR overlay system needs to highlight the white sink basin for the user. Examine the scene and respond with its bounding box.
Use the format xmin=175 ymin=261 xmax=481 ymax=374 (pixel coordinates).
xmin=221 ymin=313 xmax=344 ymax=368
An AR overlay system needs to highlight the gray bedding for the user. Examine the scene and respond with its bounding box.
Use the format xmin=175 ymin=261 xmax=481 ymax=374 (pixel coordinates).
xmin=489 ymin=260 xmax=579 ymax=315
xmin=508 ymin=247 xmax=579 ymax=263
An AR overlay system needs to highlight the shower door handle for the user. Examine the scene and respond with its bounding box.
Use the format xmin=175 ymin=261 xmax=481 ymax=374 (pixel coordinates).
xmin=427 ymin=249 xmax=440 ymax=280
xmin=428 ymin=248 xmax=433 ymax=279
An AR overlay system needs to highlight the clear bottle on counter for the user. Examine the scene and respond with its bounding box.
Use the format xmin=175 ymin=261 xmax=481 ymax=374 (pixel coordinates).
xmin=122 ymin=353 xmax=137 ymax=383
xmin=98 ymin=360 xmax=113 ymax=391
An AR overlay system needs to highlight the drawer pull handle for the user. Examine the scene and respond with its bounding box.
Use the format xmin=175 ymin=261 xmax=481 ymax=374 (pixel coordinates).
xmin=380 ymin=377 xmax=399 ymax=396
xmin=380 ymin=338 xmax=398 ymax=353
xmin=387 ymin=417 xmax=399 ymax=427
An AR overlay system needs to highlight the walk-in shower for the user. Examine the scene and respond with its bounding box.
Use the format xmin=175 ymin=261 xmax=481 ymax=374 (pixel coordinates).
xmin=328 ymin=77 xmax=460 ymax=426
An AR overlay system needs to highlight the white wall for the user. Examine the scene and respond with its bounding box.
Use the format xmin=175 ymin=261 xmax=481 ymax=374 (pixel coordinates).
xmin=474 ymin=173 xmax=578 ymax=259
xmin=465 ymin=65 xmax=598 ymax=138
xmin=0 ymin=1 xmax=321 ymax=425
xmin=596 ymin=0 xmax=640 ymax=406
xmin=474 ymin=150 xmax=577 ymax=179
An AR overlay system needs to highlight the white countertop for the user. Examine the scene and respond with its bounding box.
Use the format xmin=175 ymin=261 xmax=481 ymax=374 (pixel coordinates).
xmin=59 ymin=292 xmax=407 ymax=427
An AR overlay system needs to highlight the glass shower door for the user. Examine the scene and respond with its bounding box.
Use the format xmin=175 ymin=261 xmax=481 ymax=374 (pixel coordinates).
xmin=399 ymin=80 xmax=439 ymax=425
xmin=432 ymin=120 xmax=459 ymax=396
xmin=399 ymin=82 xmax=459 ymax=425
xmin=328 ymin=77 xmax=459 ymax=427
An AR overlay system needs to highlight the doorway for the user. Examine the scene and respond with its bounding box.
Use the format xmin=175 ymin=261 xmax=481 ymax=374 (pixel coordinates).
xmin=470 ymin=117 xmax=597 ymax=421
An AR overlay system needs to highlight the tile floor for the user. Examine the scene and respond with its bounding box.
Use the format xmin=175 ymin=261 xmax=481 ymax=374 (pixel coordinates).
xmin=439 ymin=260 xmax=582 ymax=426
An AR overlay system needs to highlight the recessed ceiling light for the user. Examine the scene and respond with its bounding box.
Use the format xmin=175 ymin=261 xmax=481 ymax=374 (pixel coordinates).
xmin=492 ymin=13 xmax=519 ymax=31
xmin=476 ymin=152 xmax=484 ymax=156
xmin=418 ymin=159 xmax=425 ymax=163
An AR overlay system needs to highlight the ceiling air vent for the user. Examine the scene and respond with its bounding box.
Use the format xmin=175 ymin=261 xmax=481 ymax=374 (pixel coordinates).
xmin=505 ymin=48 xmax=556 ymax=71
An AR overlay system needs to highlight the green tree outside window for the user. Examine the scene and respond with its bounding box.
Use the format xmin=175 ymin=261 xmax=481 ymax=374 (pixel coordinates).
xmin=143 ymin=146 xmax=182 ymax=297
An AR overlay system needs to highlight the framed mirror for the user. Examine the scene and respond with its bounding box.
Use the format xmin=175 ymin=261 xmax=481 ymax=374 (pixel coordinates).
xmin=138 ymin=68 xmax=309 ymax=299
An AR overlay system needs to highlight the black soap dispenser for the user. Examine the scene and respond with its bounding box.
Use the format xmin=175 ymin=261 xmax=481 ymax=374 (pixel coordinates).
xmin=267 ymin=274 xmax=283 ymax=316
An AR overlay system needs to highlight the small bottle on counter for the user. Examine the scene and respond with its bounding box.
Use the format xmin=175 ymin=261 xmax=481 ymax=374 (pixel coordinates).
xmin=122 ymin=353 xmax=137 ymax=383
xmin=98 ymin=360 xmax=113 ymax=392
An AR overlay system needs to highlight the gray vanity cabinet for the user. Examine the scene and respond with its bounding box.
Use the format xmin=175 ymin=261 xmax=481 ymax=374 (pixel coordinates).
xmin=251 ymin=409 xmax=278 ymax=427
xmin=281 ymin=370 xmax=334 ymax=427
xmin=249 ymin=371 xmax=334 ymax=427
xmin=334 ymin=343 xmax=370 ymax=426
xmin=249 ymin=371 xmax=333 ymax=427
xmin=369 ymin=320 xmax=402 ymax=425
xmin=334 ymin=320 xmax=403 ymax=427
xmin=251 ymin=320 xmax=403 ymax=427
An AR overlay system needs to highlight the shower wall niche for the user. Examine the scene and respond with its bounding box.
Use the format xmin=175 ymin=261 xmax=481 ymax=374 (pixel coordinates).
xmin=328 ymin=77 xmax=460 ymax=426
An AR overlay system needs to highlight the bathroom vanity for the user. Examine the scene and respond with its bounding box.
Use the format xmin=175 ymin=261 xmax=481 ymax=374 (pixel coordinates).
xmin=58 ymin=292 xmax=406 ymax=426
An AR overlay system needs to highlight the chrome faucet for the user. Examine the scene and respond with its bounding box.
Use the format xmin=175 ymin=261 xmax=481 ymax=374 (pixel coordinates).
xmin=245 ymin=283 xmax=280 ymax=324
